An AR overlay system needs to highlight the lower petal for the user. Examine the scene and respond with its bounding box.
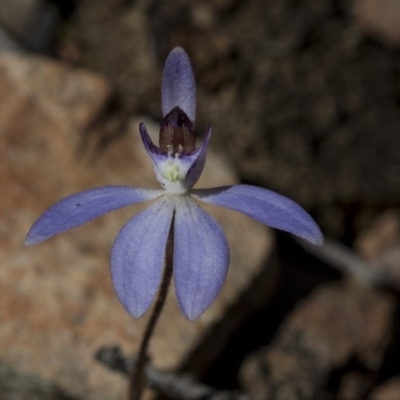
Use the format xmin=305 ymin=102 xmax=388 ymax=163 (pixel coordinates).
xmin=111 ymin=197 xmax=174 ymax=318
xmin=174 ymin=197 xmax=229 ymax=321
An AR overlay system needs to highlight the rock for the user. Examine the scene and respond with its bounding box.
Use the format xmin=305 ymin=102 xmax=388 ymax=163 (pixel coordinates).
xmin=355 ymin=209 xmax=400 ymax=289
xmin=0 ymin=0 xmax=59 ymax=53
xmin=0 ymin=54 xmax=273 ymax=399
xmin=0 ymin=25 xmax=24 ymax=52
xmin=0 ymin=360 xmax=78 ymax=400
xmin=0 ymin=0 xmax=38 ymax=34
xmin=239 ymin=282 xmax=395 ymax=400
xmin=355 ymin=209 xmax=400 ymax=262
xmin=353 ymin=0 xmax=400 ymax=47
xmin=368 ymin=377 xmax=400 ymax=400
xmin=337 ymin=371 xmax=374 ymax=400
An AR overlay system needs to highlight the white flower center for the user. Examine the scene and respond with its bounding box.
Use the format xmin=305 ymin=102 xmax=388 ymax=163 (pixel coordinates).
xmin=155 ymin=147 xmax=191 ymax=195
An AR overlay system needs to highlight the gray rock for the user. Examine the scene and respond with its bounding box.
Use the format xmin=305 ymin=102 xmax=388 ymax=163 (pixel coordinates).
xmin=368 ymin=377 xmax=400 ymax=400
xmin=0 ymin=360 xmax=78 ymax=400
xmin=0 ymin=25 xmax=24 ymax=52
xmin=239 ymin=283 xmax=395 ymax=400
xmin=0 ymin=0 xmax=60 ymax=53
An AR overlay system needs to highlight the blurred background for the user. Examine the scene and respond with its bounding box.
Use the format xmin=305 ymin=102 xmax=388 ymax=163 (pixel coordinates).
xmin=1 ymin=0 xmax=400 ymax=399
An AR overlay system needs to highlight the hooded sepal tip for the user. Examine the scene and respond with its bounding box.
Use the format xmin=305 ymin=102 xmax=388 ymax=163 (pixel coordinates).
xmin=162 ymin=47 xmax=196 ymax=125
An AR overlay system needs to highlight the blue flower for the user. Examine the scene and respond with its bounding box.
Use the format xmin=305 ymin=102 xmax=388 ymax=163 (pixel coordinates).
xmin=25 ymin=47 xmax=323 ymax=321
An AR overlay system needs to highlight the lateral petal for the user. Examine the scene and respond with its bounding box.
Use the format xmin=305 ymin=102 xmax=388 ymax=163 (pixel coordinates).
xmin=25 ymin=186 xmax=162 ymax=245
xmin=139 ymin=122 xmax=169 ymax=184
xmin=174 ymin=197 xmax=229 ymax=321
xmin=183 ymin=127 xmax=211 ymax=189
xmin=192 ymin=185 xmax=323 ymax=245
xmin=111 ymin=197 xmax=174 ymax=318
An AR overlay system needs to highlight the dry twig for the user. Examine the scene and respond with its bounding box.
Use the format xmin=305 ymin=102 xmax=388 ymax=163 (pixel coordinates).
xmin=96 ymin=346 xmax=249 ymax=400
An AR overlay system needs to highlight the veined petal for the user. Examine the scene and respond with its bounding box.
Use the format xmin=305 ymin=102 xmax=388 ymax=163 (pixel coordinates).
xmin=174 ymin=197 xmax=229 ymax=321
xmin=162 ymin=47 xmax=196 ymax=124
xmin=111 ymin=197 xmax=174 ymax=318
xmin=192 ymin=185 xmax=323 ymax=245
xmin=25 ymin=186 xmax=163 ymax=245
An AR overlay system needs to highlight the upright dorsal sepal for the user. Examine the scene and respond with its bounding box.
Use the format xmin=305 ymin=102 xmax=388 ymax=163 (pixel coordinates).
xmin=161 ymin=47 xmax=196 ymax=125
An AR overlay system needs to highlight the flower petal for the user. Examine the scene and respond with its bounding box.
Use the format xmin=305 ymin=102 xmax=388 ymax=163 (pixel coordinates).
xmin=192 ymin=185 xmax=323 ymax=245
xmin=174 ymin=197 xmax=229 ymax=321
xmin=183 ymin=127 xmax=211 ymax=188
xmin=162 ymin=47 xmax=196 ymax=124
xmin=139 ymin=122 xmax=168 ymax=183
xmin=111 ymin=197 xmax=174 ymax=318
xmin=25 ymin=186 xmax=162 ymax=245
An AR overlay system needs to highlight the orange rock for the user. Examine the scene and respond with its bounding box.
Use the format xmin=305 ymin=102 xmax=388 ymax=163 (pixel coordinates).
xmin=0 ymin=54 xmax=273 ymax=399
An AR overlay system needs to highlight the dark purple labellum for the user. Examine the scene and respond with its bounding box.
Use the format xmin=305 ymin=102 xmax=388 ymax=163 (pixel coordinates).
xmin=159 ymin=106 xmax=195 ymax=154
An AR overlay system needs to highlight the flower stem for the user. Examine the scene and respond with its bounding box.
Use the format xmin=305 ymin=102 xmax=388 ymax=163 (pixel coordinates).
xmin=129 ymin=227 xmax=174 ymax=400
